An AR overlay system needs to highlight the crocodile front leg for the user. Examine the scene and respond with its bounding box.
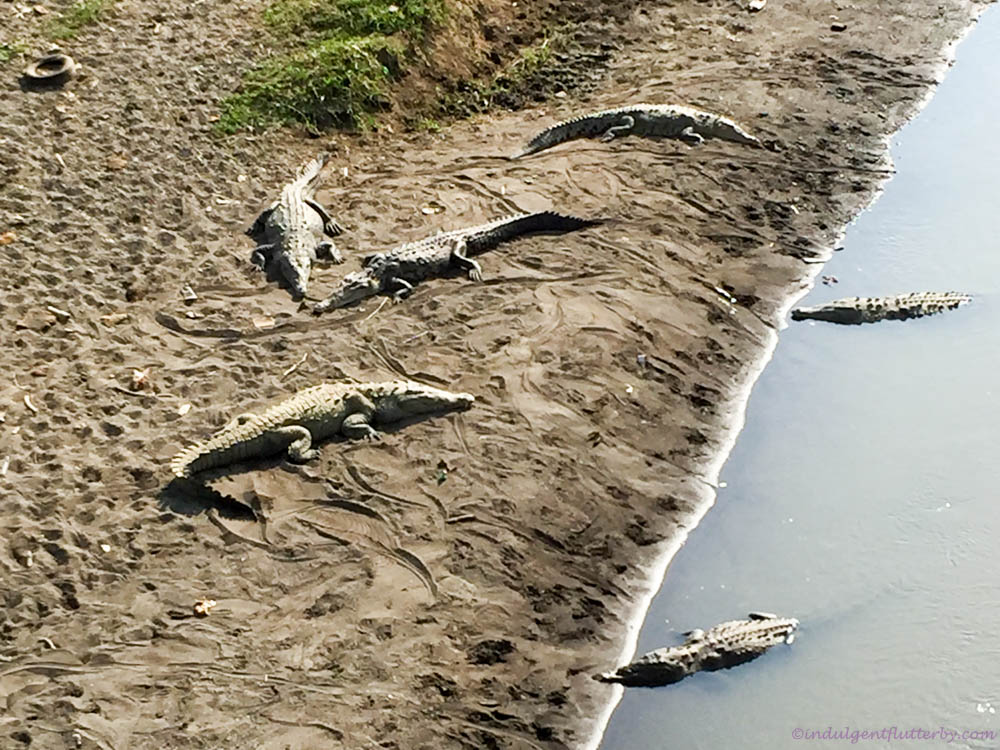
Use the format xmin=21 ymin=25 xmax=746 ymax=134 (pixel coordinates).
xmin=449 ymin=239 xmax=483 ymax=282
xmin=315 ymin=240 xmax=343 ymax=264
xmin=305 ymin=199 xmax=344 ymax=237
xmin=388 ymin=277 xmax=414 ymax=302
xmin=340 ymin=393 xmax=380 ymax=440
xmin=678 ymin=125 xmax=705 ymax=145
xmin=600 ymin=115 xmax=636 ymax=142
xmin=250 ymin=243 xmax=276 ymax=269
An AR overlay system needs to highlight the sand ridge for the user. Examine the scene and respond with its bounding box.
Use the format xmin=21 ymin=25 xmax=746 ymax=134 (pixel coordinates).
xmin=0 ymin=0 xmax=991 ymax=747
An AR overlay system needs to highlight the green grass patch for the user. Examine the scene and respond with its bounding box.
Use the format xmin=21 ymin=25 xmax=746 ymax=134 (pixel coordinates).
xmin=217 ymin=35 xmax=405 ymax=133
xmin=46 ymin=0 xmax=113 ymax=39
xmin=0 ymin=41 xmax=28 ymax=64
xmin=264 ymin=0 xmax=445 ymax=38
xmin=219 ymin=0 xmax=445 ymax=133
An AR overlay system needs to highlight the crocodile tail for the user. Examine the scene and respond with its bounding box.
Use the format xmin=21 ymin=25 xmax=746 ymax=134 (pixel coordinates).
xmin=512 ymin=112 xmax=624 ymax=159
xmin=169 ymin=444 xmax=202 ymax=478
xmin=467 ymin=211 xmax=604 ymax=254
xmin=292 ymin=152 xmax=331 ymax=193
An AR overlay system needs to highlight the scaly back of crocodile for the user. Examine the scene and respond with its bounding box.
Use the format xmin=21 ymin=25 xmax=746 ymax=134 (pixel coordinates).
xmin=513 ymin=103 xmax=759 ymax=158
xmin=170 ymin=383 xmax=353 ymax=477
xmin=791 ymin=291 xmax=972 ymax=325
xmin=379 ymin=211 xmax=604 ymax=262
xmin=283 ymin=152 xmax=330 ymax=202
xmin=170 ymin=380 xmax=474 ymax=478
xmin=514 ymin=109 xmax=637 ymax=158
xmin=697 ymin=616 xmax=799 ymax=652
xmin=595 ymin=613 xmax=797 ymax=686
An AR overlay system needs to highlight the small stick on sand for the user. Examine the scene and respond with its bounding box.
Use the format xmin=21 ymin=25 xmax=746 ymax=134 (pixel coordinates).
xmin=362 ymin=297 xmax=388 ymax=322
xmin=281 ymin=353 xmax=309 ymax=379
xmin=23 ymin=394 xmax=38 ymax=413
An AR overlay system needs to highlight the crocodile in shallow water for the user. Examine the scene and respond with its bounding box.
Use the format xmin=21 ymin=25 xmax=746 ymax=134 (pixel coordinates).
xmin=247 ymin=153 xmax=344 ymax=298
xmin=791 ymin=291 xmax=971 ymax=325
xmin=595 ymin=612 xmax=798 ymax=687
xmin=312 ymin=211 xmax=602 ymax=312
xmin=511 ymin=104 xmax=762 ymax=159
xmin=170 ymin=380 xmax=474 ymax=478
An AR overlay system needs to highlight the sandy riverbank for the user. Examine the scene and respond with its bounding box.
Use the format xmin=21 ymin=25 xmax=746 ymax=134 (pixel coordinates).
xmin=0 ymin=0 xmax=993 ymax=748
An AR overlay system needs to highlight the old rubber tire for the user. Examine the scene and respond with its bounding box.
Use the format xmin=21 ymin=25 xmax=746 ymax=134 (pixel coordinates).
xmin=23 ymin=54 xmax=76 ymax=85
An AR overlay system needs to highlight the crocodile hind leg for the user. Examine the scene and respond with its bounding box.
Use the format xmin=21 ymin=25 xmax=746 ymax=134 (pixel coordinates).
xmin=449 ymin=239 xmax=483 ymax=282
xmin=340 ymin=394 xmax=380 ymax=440
xmin=678 ymin=126 xmax=705 ymax=145
xmin=600 ymin=115 xmax=636 ymax=142
xmin=305 ymin=199 xmax=344 ymax=237
xmin=276 ymin=425 xmax=319 ymax=462
xmin=247 ymin=205 xmax=275 ymax=237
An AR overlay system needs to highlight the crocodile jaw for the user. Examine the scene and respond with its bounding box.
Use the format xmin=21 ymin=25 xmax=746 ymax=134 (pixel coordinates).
xmin=315 ymin=270 xmax=382 ymax=311
xmin=374 ymin=384 xmax=475 ymax=423
xmin=276 ymin=252 xmax=311 ymax=298
xmin=790 ymin=303 xmax=863 ymax=324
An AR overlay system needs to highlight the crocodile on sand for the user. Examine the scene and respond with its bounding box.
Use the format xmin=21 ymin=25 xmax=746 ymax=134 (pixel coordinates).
xmin=247 ymin=152 xmax=345 ymax=299
xmin=511 ymin=104 xmax=762 ymax=159
xmin=312 ymin=211 xmax=602 ymax=313
xmin=595 ymin=612 xmax=798 ymax=687
xmin=791 ymin=292 xmax=972 ymax=325
xmin=170 ymin=381 xmax=474 ymax=478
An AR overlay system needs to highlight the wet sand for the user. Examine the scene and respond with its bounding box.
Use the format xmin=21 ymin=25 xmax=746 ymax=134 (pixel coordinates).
xmin=0 ymin=0 xmax=992 ymax=747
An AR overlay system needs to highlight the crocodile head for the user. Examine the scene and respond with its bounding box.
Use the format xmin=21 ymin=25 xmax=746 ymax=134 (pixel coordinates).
xmin=372 ymin=381 xmax=475 ymax=423
xmin=790 ymin=301 xmax=865 ymax=324
xmin=276 ymin=252 xmax=312 ymax=298
xmin=313 ymin=270 xmax=382 ymax=313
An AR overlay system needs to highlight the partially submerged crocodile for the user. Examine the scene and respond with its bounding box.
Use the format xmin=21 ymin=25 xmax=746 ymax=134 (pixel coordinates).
xmin=313 ymin=211 xmax=602 ymax=312
xmin=791 ymin=292 xmax=971 ymax=325
xmin=247 ymin=153 xmax=344 ymax=299
xmin=171 ymin=380 xmax=474 ymax=478
xmin=512 ymin=104 xmax=762 ymax=159
xmin=596 ymin=612 xmax=798 ymax=687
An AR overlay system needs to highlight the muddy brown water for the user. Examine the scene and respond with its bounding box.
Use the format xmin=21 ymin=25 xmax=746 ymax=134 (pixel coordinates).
xmin=600 ymin=6 xmax=1000 ymax=749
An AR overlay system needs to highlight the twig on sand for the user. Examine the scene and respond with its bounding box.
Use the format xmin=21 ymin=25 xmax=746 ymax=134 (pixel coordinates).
xmin=262 ymin=713 xmax=343 ymax=737
xmin=281 ymin=353 xmax=309 ymax=379
xmin=402 ymin=330 xmax=430 ymax=345
xmin=23 ymin=394 xmax=38 ymax=413
xmin=362 ymin=297 xmax=388 ymax=322
xmin=110 ymin=385 xmax=162 ymax=399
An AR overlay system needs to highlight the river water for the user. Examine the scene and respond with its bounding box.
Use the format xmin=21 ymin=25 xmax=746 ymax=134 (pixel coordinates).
xmin=600 ymin=6 xmax=1000 ymax=749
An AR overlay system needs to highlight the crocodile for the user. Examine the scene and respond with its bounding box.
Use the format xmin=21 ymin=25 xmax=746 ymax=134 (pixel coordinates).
xmin=247 ymin=152 xmax=345 ymax=299
xmin=170 ymin=380 xmax=474 ymax=478
xmin=511 ymin=104 xmax=762 ymax=159
xmin=312 ymin=211 xmax=602 ymax=312
xmin=791 ymin=291 xmax=972 ymax=325
xmin=595 ymin=612 xmax=798 ymax=687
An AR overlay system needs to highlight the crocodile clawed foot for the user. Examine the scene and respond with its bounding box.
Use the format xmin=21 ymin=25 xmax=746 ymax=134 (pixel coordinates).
xmin=289 ymin=448 xmax=320 ymax=463
xmin=679 ymin=126 xmax=705 ymax=146
xmin=316 ymin=241 xmax=343 ymax=264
